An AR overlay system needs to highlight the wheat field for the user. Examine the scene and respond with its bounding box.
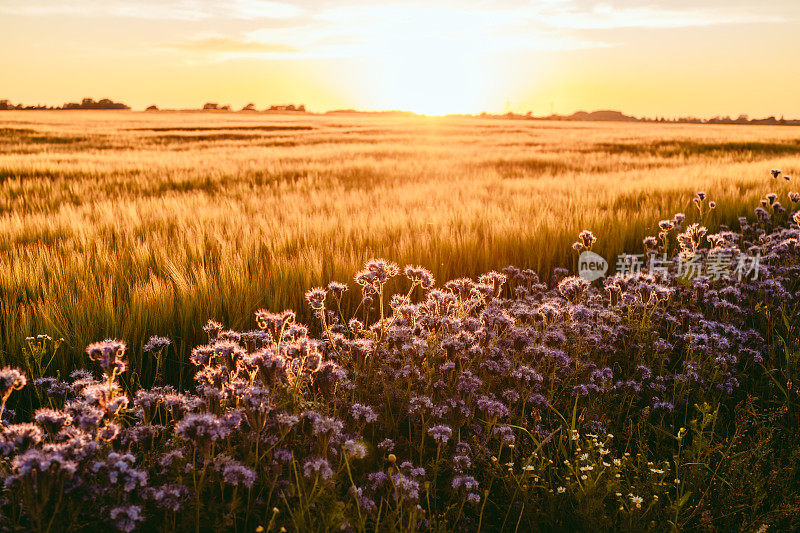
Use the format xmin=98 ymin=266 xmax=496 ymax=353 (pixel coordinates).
xmin=1 ymin=111 xmax=798 ymax=380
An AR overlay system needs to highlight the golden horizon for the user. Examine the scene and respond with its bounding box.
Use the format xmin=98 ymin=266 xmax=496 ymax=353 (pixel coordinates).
xmin=1 ymin=1 xmax=799 ymax=117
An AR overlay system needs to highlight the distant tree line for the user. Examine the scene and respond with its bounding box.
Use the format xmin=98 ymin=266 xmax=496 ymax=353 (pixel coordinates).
xmin=1 ymin=98 xmax=794 ymax=123
xmin=0 ymin=98 xmax=130 ymax=110
xmin=201 ymin=102 xmax=306 ymax=112
xmin=484 ymin=109 xmax=800 ymax=126
xmin=1 ymin=98 xmax=307 ymax=112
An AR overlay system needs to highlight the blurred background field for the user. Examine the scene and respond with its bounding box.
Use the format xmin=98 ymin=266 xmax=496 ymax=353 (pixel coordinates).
xmin=1 ymin=111 xmax=798 ymax=381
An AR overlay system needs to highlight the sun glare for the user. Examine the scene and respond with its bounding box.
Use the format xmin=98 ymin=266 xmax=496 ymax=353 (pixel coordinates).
xmin=380 ymin=47 xmax=488 ymax=115
xmin=365 ymin=9 xmax=494 ymax=115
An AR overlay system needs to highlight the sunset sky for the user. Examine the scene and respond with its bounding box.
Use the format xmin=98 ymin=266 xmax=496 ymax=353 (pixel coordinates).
xmin=2 ymin=0 xmax=799 ymax=117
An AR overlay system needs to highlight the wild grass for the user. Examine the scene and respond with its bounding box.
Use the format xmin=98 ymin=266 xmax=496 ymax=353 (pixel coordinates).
xmin=1 ymin=112 xmax=798 ymax=380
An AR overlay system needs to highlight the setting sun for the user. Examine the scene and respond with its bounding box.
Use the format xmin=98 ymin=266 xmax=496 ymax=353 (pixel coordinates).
xmin=376 ymin=46 xmax=489 ymax=116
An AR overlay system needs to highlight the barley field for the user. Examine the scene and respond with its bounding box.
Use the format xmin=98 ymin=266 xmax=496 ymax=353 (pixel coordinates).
xmin=1 ymin=111 xmax=798 ymax=379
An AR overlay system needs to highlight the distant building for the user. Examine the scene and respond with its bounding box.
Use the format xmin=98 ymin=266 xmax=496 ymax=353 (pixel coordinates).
xmin=202 ymin=103 xmax=219 ymax=110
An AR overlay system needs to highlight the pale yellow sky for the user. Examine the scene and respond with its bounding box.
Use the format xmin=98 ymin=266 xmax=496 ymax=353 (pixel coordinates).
xmin=1 ymin=0 xmax=798 ymax=117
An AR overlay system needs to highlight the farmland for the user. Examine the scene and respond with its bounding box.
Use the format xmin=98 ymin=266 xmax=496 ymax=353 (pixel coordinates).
xmin=1 ymin=112 xmax=798 ymax=376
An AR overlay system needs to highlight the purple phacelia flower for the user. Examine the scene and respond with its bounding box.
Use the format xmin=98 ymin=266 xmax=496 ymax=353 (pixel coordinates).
xmin=109 ymin=505 xmax=143 ymax=533
xmin=452 ymin=475 xmax=479 ymax=491
xmin=302 ymin=456 xmax=333 ymax=480
xmin=145 ymin=483 xmax=190 ymax=512
xmin=0 ymin=367 xmax=27 ymax=399
xmin=427 ymin=425 xmax=453 ymax=444
xmin=305 ymin=287 xmax=328 ymax=312
xmin=85 ymin=339 xmax=127 ymax=375
xmin=175 ymin=413 xmax=234 ymax=446
xmin=350 ymin=403 xmax=378 ymax=424
xmin=493 ymin=425 xmax=516 ymax=445
xmin=0 ymin=423 xmax=43 ymax=456
xmin=377 ymin=438 xmax=395 ymax=452
xmin=405 ymin=265 xmax=435 ymax=289
xmin=476 ymin=396 xmax=509 ymax=420
xmin=143 ymin=336 xmax=171 ymax=353
xmin=215 ymin=455 xmax=256 ymax=488
xmin=34 ymin=408 xmax=72 ymax=434
xmin=343 ymin=439 xmax=367 ymax=459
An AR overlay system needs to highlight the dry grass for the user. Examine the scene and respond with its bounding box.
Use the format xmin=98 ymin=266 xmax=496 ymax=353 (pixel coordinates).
xmin=1 ymin=111 xmax=798 ymax=378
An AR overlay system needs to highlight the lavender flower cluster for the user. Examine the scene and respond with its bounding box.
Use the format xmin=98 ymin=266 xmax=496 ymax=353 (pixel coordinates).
xmin=1 ymin=182 xmax=799 ymax=531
